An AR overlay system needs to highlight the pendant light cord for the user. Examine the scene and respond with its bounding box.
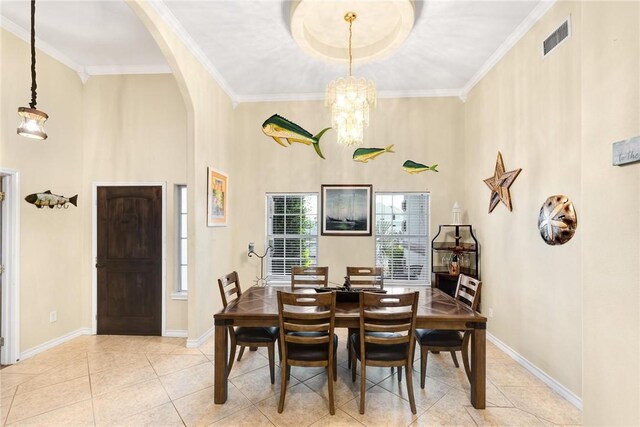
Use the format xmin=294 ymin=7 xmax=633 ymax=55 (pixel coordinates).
xmin=29 ymin=0 xmax=37 ymax=109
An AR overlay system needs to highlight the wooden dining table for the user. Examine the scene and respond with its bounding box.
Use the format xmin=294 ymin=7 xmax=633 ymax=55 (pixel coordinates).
xmin=213 ymin=285 xmax=487 ymax=408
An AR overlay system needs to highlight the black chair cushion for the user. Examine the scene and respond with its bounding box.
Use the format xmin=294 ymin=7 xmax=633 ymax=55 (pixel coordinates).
xmin=234 ymin=326 xmax=278 ymax=343
xmin=350 ymin=332 xmax=409 ymax=362
xmin=286 ymin=332 xmax=338 ymax=362
xmin=415 ymin=329 xmax=462 ymax=347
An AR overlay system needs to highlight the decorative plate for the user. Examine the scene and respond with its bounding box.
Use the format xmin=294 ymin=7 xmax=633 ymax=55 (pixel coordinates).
xmin=538 ymin=195 xmax=578 ymax=245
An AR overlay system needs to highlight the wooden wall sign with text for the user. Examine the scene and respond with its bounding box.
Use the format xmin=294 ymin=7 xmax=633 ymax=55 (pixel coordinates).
xmin=613 ymin=136 xmax=640 ymax=166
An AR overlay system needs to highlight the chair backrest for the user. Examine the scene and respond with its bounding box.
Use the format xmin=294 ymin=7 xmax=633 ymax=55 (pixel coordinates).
xmin=277 ymin=290 xmax=336 ymax=359
xmin=454 ymin=274 xmax=482 ymax=311
xmin=346 ymin=266 xmax=384 ymax=289
xmin=359 ymin=291 xmax=419 ymax=358
xmin=290 ymin=266 xmax=329 ymax=291
xmin=217 ymin=271 xmax=242 ymax=308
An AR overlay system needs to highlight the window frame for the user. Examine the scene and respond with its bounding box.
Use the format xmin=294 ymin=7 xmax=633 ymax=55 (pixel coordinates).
xmin=265 ymin=192 xmax=319 ymax=283
xmin=374 ymin=191 xmax=431 ymax=285
xmin=173 ymin=184 xmax=188 ymax=299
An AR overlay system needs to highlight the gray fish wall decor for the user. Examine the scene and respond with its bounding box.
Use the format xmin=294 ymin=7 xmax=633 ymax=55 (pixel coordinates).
xmin=25 ymin=190 xmax=78 ymax=209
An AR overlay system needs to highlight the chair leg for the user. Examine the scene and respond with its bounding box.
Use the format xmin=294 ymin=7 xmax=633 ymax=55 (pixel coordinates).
xmin=420 ymin=345 xmax=427 ymax=389
xmin=405 ymin=360 xmax=417 ymax=414
xmin=333 ymin=348 xmax=338 ymax=381
xmin=237 ymin=345 xmax=246 ymax=362
xmin=351 ymin=346 xmax=357 ymax=382
xmin=267 ymin=343 xmax=275 ymax=384
xmin=359 ymin=359 xmax=366 ymax=415
xmin=327 ymin=365 xmax=335 ymax=415
xmin=461 ymin=332 xmax=472 ymax=383
xmin=398 ymin=366 xmax=402 ymax=382
xmin=286 ymin=365 xmax=291 ymax=382
xmin=227 ymin=331 xmax=237 ymax=378
xmin=277 ymin=361 xmax=287 ymax=413
xmin=450 ymin=351 xmax=459 ymax=368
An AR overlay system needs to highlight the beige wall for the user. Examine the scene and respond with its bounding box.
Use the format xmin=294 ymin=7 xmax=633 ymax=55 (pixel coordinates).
xmin=1 ymin=30 xmax=190 ymax=349
xmin=129 ymin=1 xmax=235 ymax=341
xmin=581 ymin=2 xmax=639 ymax=425
xmin=465 ymin=1 xmax=582 ymax=397
xmin=1 ymin=30 xmax=84 ymax=350
xmin=465 ymin=1 xmax=640 ymax=424
xmin=232 ymin=98 xmax=465 ymax=285
xmin=80 ymin=74 xmax=188 ymax=332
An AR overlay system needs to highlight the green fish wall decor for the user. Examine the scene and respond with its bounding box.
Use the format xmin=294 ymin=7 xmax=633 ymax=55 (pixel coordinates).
xmin=402 ymin=160 xmax=439 ymax=174
xmin=352 ymin=144 xmax=395 ymax=163
xmin=262 ymin=114 xmax=331 ymax=159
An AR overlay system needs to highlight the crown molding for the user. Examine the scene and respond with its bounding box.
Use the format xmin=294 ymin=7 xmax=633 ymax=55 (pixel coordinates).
xmin=147 ymin=0 xmax=238 ymax=104
xmin=461 ymin=0 xmax=557 ymax=98
xmin=1 ymin=16 xmax=84 ymax=76
xmin=84 ymin=64 xmax=172 ymax=76
xmin=235 ymin=88 xmax=463 ymax=104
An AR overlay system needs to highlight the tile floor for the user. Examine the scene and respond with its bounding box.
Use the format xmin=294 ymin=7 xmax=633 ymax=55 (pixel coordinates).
xmin=0 ymin=332 xmax=581 ymax=426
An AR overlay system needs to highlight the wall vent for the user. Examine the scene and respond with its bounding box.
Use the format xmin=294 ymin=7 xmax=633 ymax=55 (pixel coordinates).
xmin=543 ymin=18 xmax=570 ymax=56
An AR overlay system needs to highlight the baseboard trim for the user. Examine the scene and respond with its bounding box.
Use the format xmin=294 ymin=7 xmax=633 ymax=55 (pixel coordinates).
xmin=164 ymin=329 xmax=188 ymax=338
xmin=487 ymin=332 xmax=582 ymax=410
xmin=19 ymin=328 xmax=93 ymax=361
xmin=186 ymin=326 xmax=213 ymax=348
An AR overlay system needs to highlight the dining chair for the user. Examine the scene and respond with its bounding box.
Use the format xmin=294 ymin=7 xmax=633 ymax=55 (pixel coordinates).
xmin=290 ymin=266 xmax=329 ymax=291
xmin=277 ymin=290 xmax=337 ymax=414
xmin=217 ymin=271 xmax=279 ymax=383
xmin=345 ymin=266 xmax=383 ymax=369
xmin=345 ymin=266 xmax=384 ymax=289
xmin=414 ymin=273 xmax=482 ymax=389
xmin=350 ymin=291 xmax=419 ymax=414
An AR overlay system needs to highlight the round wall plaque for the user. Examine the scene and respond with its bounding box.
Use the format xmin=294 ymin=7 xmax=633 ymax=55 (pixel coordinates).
xmin=538 ymin=195 xmax=578 ymax=245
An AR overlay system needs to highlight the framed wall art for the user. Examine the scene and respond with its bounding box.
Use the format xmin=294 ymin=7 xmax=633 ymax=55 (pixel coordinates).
xmin=207 ymin=167 xmax=228 ymax=227
xmin=321 ymin=184 xmax=372 ymax=236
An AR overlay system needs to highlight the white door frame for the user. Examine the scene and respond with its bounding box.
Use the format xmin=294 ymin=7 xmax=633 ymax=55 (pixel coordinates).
xmin=92 ymin=182 xmax=167 ymax=336
xmin=0 ymin=168 xmax=21 ymax=364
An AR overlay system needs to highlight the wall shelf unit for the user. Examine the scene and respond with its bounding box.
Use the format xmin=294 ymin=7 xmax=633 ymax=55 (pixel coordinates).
xmin=431 ymin=224 xmax=479 ymax=297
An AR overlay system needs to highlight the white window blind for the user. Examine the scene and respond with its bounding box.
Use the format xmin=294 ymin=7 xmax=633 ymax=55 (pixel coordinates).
xmin=375 ymin=192 xmax=430 ymax=283
xmin=177 ymin=185 xmax=188 ymax=291
xmin=267 ymin=193 xmax=318 ymax=280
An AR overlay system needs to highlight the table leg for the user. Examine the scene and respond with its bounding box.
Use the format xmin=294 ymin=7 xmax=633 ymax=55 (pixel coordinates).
xmin=470 ymin=323 xmax=486 ymax=409
xmin=214 ymin=321 xmax=229 ymax=404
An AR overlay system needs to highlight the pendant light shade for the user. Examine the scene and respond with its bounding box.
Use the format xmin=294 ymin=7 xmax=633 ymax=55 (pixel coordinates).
xmin=17 ymin=0 xmax=48 ymax=140
xmin=17 ymin=107 xmax=48 ymax=140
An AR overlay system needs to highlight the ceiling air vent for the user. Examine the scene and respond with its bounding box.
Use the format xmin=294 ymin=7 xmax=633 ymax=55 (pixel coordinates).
xmin=543 ymin=18 xmax=570 ymax=56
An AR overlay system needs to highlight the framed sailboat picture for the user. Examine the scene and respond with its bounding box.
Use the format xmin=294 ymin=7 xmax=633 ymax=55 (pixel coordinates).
xmin=321 ymin=184 xmax=372 ymax=236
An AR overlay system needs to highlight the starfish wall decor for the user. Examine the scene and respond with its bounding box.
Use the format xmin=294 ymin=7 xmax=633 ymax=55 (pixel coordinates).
xmin=483 ymin=152 xmax=522 ymax=213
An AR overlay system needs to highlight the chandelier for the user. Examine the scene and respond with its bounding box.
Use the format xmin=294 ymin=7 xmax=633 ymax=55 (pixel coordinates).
xmin=325 ymin=12 xmax=376 ymax=147
xmin=17 ymin=0 xmax=48 ymax=140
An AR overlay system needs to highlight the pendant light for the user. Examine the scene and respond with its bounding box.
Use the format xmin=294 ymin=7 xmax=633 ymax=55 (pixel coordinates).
xmin=17 ymin=0 xmax=48 ymax=140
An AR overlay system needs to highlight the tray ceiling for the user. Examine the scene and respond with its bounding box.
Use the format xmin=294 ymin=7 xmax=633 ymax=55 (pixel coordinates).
xmin=1 ymin=0 xmax=551 ymax=102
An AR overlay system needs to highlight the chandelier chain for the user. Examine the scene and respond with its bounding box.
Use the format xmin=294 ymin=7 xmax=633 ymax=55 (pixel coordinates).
xmin=348 ymin=18 xmax=353 ymax=78
xmin=29 ymin=0 xmax=38 ymax=109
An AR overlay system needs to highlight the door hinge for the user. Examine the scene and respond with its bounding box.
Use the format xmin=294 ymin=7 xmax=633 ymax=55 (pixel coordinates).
xmin=0 ymin=265 xmax=4 ymax=276
xmin=0 ymin=337 xmax=4 ymax=347
xmin=0 ymin=191 xmax=5 ymax=202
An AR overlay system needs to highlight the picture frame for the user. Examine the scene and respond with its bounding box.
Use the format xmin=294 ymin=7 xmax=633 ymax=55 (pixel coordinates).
xmin=321 ymin=184 xmax=372 ymax=236
xmin=207 ymin=167 xmax=228 ymax=227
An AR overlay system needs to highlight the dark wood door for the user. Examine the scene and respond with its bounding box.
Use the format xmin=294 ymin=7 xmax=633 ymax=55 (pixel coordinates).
xmin=97 ymin=186 xmax=162 ymax=335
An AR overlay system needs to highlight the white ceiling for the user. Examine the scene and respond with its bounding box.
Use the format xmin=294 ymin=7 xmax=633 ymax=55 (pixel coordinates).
xmin=0 ymin=0 xmax=554 ymax=103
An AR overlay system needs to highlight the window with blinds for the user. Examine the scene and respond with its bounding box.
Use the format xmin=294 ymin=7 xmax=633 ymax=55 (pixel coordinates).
xmin=267 ymin=193 xmax=318 ymax=280
xmin=375 ymin=192 xmax=430 ymax=283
